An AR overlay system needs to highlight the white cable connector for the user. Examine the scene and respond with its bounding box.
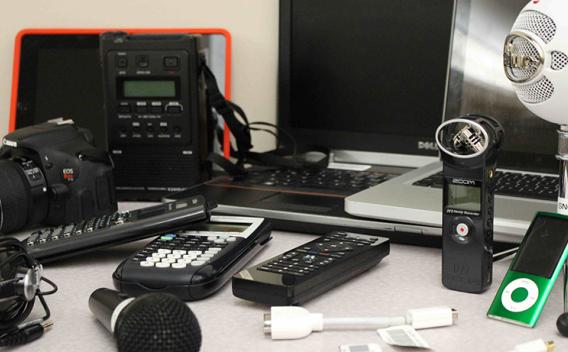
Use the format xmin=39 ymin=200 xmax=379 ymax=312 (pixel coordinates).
xmin=508 ymin=339 xmax=555 ymax=352
xmin=263 ymin=306 xmax=457 ymax=340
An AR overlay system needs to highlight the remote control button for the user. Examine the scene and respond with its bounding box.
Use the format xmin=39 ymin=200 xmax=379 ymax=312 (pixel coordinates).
xmin=140 ymin=261 xmax=154 ymax=267
xmin=501 ymin=278 xmax=539 ymax=313
xmin=172 ymin=262 xmax=187 ymax=269
xmin=191 ymin=261 xmax=206 ymax=267
xmin=158 ymin=249 xmax=172 ymax=254
xmin=156 ymin=262 xmax=170 ymax=268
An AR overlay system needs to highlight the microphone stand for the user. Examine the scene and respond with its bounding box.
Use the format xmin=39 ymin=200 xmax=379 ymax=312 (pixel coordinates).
xmin=558 ymin=126 xmax=568 ymax=316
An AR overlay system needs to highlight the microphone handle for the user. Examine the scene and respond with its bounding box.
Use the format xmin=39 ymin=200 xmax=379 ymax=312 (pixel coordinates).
xmin=89 ymin=288 xmax=132 ymax=333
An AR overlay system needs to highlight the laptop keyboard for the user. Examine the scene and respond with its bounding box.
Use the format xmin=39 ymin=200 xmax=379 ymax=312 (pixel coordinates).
xmin=236 ymin=168 xmax=393 ymax=195
xmin=413 ymin=171 xmax=559 ymax=201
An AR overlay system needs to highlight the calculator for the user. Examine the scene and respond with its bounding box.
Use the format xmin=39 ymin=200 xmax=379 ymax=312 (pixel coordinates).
xmin=113 ymin=216 xmax=272 ymax=301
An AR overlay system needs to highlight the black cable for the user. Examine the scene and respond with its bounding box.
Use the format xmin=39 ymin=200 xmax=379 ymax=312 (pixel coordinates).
xmin=38 ymin=277 xmax=58 ymax=296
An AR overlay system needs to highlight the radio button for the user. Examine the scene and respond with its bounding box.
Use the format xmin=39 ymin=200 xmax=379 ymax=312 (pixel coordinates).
xmin=117 ymin=103 xmax=131 ymax=113
xmin=135 ymin=102 xmax=148 ymax=113
xmin=136 ymin=55 xmax=150 ymax=68
xmin=115 ymin=56 xmax=128 ymax=68
xmin=164 ymin=56 xmax=180 ymax=69
xmin=150 ymin=102 xmax=163 ymax=113
xmin=165 ymin=103 xmax=183 ymax=114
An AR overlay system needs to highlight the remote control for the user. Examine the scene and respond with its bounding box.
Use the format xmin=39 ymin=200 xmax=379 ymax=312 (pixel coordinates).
xmin=232 ymin=231 xmax=390 ymax=305
xmin=113 ymin=215 xmax=272 ymax=301
xmin=23 ymin=196 xmax=210 ymax=263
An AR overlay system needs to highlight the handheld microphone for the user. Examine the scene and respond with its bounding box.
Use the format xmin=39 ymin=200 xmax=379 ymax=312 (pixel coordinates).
xmin=89 ymin=288 xmax=202 ymax=352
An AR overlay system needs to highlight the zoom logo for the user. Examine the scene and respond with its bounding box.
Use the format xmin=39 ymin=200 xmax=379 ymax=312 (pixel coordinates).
xmin=452 ymin=178 xmax=476 ymax=185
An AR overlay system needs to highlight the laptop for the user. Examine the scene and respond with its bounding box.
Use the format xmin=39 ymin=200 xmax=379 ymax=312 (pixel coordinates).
xmin=169 ymin=0 xmax=496 ymax=244
xmin=345 ymin=0 xmax=559 ymax=243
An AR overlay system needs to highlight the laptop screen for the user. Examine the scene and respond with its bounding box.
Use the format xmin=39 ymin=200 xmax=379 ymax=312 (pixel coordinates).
xmin=278 ymin=0 xmax=456 ymax=157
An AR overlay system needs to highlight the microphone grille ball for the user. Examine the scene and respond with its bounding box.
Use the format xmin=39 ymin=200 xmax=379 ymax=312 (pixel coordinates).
xmin=115 ymin=293 xmax=202 ymax=352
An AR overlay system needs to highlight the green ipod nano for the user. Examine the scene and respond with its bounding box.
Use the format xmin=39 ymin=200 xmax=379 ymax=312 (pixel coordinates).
xmin=487 ymin=212 xmax=568 ymax=327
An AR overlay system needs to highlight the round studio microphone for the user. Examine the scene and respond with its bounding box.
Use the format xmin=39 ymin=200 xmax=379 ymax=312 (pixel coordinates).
xmin=89 ymin=288 xmax=202 ymax=352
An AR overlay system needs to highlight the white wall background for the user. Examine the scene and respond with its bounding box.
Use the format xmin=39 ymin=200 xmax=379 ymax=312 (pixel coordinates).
xmin=0 ymin=0 xmax=278 ymax=151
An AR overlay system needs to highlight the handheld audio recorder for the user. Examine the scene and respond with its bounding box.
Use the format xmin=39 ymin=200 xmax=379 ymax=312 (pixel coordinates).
xmin=436 ymin=115 xmax=504 ymax=293
xmin=100 ymin=32 xmax=210 ymax=200
xmin=488 ymin=212 xmax=568 ymax=327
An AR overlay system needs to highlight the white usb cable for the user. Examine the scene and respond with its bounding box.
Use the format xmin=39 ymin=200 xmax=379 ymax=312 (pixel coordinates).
xmin=263 ymin=306 xmax=457 ymax=340
xmin=508 ymin=339 xmax=555 ymax=352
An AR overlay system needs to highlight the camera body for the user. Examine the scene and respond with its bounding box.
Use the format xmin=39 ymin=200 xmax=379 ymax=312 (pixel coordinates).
xmin=0 ymin=120 xmax=117 ymax=233
xmin=436 ymin=114 xmax=504 ymax=293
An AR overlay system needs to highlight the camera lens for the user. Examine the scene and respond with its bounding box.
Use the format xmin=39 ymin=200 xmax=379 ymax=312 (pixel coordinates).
xmin=0 ymin=159 xmax=48 ymax=234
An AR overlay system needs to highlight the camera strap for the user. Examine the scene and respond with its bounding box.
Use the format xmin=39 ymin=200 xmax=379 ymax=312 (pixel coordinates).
xmin=200 ymin=60 xmax=330 ymax=177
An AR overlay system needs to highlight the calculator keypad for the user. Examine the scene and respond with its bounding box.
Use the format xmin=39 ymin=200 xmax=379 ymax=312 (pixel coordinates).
xmin=135 ymin=231 xmax=240 ymax=269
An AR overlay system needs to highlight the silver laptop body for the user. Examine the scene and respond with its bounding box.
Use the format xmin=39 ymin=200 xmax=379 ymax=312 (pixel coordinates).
xmin=345 ymin=0 xmax=559 ymax=243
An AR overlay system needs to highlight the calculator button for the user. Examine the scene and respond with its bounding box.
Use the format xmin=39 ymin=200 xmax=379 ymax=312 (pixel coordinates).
xmin=207 ymin=236 xmax=218 ymax=241
xmin=140 ymin=261 xmax=154 ymax=267
xmin=201 ymin=253 xmax=215 ymax=259
xmin=226 ymin=237 xmax=237 ymax=242
xmin=173 ymin=250 xmax=186 ymax=255
xmin=188 ymin=250 xmax=202 ymax=255
xmin=172 ymin=262 xmax=187 ymax=269
xmin=158 ymin=249 xmax=172 ymax=254
xmin=167 ymin=254 xmax=181 ymax=259
xmin=191 ymin=261 xmax=206 ymax=267
xmin=183 ymin=254 xmax=198 ymax=260
xmin=152 ymin=253 xmax=166 ymax=258
xmin=156 ymin=262 xmax=170 ymax=268
xmin=214 ymin=239 xmax=226 ymax=244
xmin=163 ymin=258 xmax=177 ymax=263
xmin=146 ymin=257 xmax=160 ymax=263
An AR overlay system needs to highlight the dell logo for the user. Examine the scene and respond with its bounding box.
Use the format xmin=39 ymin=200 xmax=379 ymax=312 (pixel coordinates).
xmin=418 ymin=141 xmax=437 ymax=151
xmin=452 ymin=178 xmax=475 ymax=185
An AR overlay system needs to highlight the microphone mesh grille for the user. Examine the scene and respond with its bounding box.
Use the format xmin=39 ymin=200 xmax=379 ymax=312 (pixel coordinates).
xmin=516 ymin=76 xmax=554 ymax=104
xmin=508 ymin=36 xmax=542 ymax=81
xmin=512 ymin=10 xmax=556 ymax=44
xmin=115 ymin=293 xmax=202 ymax=352
xmin=552 ymin=51 xmax=568 ymax=71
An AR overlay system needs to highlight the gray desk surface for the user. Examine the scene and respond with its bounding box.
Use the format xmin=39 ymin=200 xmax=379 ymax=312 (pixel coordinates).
xmin=14 ymin=203 xmax=568 ymax=352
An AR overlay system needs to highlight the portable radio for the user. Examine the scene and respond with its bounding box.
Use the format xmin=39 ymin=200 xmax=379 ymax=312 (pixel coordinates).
xmin=100 ymin=32 xmax=210 ymax=200
xmin=436 ymin=114 xmax=504 ymax=293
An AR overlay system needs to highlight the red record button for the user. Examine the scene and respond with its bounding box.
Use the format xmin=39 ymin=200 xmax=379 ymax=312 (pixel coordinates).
xmin=456 ymin=223 xmax=469 ymax=237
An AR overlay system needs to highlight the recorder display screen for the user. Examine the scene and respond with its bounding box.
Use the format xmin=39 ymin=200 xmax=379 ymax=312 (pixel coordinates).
xmin=447 ymin=184 xmax=481 ymax=213
xmin=122 ymin=80 xmax=177 ymax=98
xmin=512 ymin=215 xmax=568 ymax=278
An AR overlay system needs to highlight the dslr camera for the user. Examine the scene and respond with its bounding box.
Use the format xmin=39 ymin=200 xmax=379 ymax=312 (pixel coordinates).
xmin=0 ymin=119 xmax=117 ymax=233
